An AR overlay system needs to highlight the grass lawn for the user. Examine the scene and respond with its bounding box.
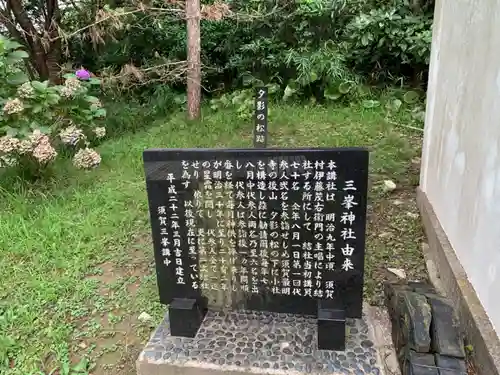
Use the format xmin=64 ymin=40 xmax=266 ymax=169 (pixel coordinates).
xmin=0 ymin=103 xmax=426 ymax=375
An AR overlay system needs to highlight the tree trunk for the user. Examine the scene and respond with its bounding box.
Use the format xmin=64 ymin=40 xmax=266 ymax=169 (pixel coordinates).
xmin=45 ymin=0 xmax=62 ymax=83
xmin=186 ymin=0 xmax=201 ymax=120
xmin=2 ymin=0 xmax=61 ymax=83
xmin=6 ymin=0 xmax=49 ymax=79
xmin=45 ymin=48 xmax=61 ymax=84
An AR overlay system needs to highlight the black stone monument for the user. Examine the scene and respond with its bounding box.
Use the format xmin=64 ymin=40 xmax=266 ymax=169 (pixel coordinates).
xmin=143 ymin=148 xmax=369 ymax=351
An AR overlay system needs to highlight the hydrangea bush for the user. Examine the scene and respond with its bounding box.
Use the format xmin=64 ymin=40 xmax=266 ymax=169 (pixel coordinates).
xmin=0 ymin=36 xmax=107 ymax=178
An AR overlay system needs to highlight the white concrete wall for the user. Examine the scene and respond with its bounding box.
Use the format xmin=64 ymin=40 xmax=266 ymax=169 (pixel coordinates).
xmin=420 ymin=0 xmax=500 ymax=334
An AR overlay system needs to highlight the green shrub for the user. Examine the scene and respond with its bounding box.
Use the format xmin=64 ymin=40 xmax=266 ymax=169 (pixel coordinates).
xmin=344 ymin=5 xmax=432 ymax=83
xmin=0 ymin=36 xmax=107 ymax=180
xmin=67 ymin=0 xmax=432 ymax=96
xmin=209 ymin=83 xmax=279 ymax=120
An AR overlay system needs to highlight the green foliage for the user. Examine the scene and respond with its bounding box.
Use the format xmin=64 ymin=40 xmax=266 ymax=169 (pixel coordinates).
xmin=281 ymin=42 xmax=360 ymax=101
xmin=68 ymin=0 xmax=433 ymax=98
xmin=209 ymin=83 xmax=279 ymax=120
xmin=220 ymin=0 xmax=359 ymax=98
xmin=29 ymin=356 xmax=92 ymax=375
xmin=0 ymin=38 xmax=29 ymax=92
xmin=0 ymin=334 xmax=17 ymax=370
xmin=102 ymin=84 xmax=186 ymax=138
xmin=344 ymin=5 xmax=432 ymax=82
xmin=47 ymin=357 xmax=92 ymax=375
xmin=378 ymin=87 xmax=426 ymax=129
xmin=0 ymin=36 xmax=107 ymax=179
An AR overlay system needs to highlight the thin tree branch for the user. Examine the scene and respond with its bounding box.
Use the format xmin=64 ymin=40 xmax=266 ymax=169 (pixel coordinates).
xmin=57 ymin=7 xmax=144 ymax=41
xmin=67 ymin=0 xmax=81 ymax=12
xmin=386 ymin=119 xmax=424 ymax=132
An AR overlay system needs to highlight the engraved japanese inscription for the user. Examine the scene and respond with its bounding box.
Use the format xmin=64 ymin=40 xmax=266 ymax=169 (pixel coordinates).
xmin=253 ymin=87 xmax=268 ymax=148
xmin=144 ymin=148 xmax=369 ymax=318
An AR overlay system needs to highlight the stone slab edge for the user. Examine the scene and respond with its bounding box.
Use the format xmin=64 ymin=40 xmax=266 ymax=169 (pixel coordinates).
xmin=137 ymin=359 xmax=307 ymax=375
xmin=136 ymin=356 xmax=376 ymax=375
xmin=363 ymin=303 xmax=401 ymax=375
xmin=417 ymin=187 xmax=500 ymax=375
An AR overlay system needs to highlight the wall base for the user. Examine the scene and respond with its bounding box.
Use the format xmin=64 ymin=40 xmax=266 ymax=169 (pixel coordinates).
xmin=417 ymin=187 xmax=500 ymax=375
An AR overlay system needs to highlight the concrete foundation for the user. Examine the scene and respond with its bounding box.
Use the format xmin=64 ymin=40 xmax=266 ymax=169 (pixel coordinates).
xmin=417 ymin=188 xmax=500 ymax=375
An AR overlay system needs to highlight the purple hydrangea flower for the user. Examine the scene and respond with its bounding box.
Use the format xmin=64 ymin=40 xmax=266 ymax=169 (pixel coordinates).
xmin=75 ymin=68 xmax=91 ymax=81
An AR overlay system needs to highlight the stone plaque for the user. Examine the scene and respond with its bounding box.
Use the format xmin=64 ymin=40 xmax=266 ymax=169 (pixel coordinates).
xmin=143 ymin=148 xmax=369 ymax=350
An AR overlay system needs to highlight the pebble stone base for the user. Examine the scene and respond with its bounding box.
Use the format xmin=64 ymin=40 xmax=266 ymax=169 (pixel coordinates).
xmin=137 ymin=310 xmax=385 ymax=375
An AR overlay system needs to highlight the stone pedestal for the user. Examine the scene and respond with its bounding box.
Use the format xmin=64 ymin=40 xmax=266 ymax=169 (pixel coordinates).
xmin=137 ymin=310 xmax=385 ymax=375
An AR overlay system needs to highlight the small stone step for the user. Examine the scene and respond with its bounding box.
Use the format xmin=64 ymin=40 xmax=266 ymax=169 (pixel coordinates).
xmin=428 ymin=297 xmax=465 ymax=359
xmin=395 ymin=291 xmax=432 ymax=353
xmin=403 ymin=350 xmax=438 ymax=375
xmin=407 ymin=282 xmax=439 ymax=297
xmin=434 ymin=354 xmax=467 ymax=375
